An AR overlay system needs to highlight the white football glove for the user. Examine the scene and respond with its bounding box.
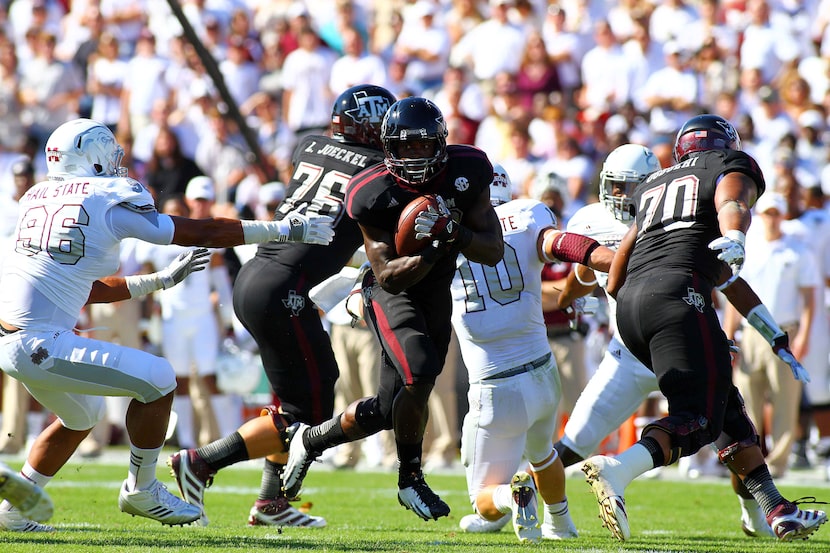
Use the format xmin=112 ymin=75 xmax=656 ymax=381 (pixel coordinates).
xmin=772 ymin=334 xmax=810 ymax=383
xmin=284 ymin=201 xmax=335 ymax=245
xmin=158 ymin=248 xmax=211 ymax=289
xmin=414 ymin=195 xmax=457 ymax=242
xmin=708 ymin=230 xmax=746 ymax=288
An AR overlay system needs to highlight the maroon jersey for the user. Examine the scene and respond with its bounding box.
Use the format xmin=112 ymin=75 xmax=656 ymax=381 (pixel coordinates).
xmin=346 ymin=144 xmax=493 ymax=295
xmin=627 ymin=149 xmax=765 ymax=285
xmin=255 ymin=135 xmax=385 ymax=279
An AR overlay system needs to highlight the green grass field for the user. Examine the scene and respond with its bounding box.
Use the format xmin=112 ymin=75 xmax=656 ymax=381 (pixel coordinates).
xmin=0 ymin=452 xmax=828 ymax=552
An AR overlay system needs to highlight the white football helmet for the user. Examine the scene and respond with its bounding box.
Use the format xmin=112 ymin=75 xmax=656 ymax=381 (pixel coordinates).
xmin=599 ymin=144 xmax=661 ymax=222
xmin=490 ymin=163 xmax=512 ymax=206
xmin=45 ymin=119 xmax=127 ymax=179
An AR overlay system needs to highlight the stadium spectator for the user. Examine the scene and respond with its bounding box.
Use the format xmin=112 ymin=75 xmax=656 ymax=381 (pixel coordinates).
xmin=579 ymin=20 xmax=629 ymax=112
xmin=118 ymin=29 xmax=170 ymax=142
xmin=87 ymin=32 xmax=127 ymax=134
xmin=329 ymin=27 xmax=388 ymax=94
xmin=648 ymin=0 xmax=699 ymax=45
xmin=450 ymin=0 xmax=527 ymax=83
xmin=541 ymin=4 xmax=585 ymax=108
xmin=638 ymin=40 xmax=698 ymax=137
xmin=19 ymin=31 xmax=84 ymax=155
xmin=142 ymin=124 xmax=204 ymax=209
xmin=515 ymin=30 xmax=562 ymax=114
xmin=280 ymin=25 xmax=335 ymax=144
xmin=393 ymin=1 xmax=451 ymax=95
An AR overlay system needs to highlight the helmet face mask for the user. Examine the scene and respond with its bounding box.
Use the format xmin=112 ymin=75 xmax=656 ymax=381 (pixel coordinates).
xmin=673 ymin=114 xmax=741 ymax=163
xmin=46 ymin=119 xmax=127 ymax=179
xmin=599 ymin=144 xmax=661 ymax=222
xmin=381 ymin=97 xmax=448 ymax=186
xmin=330 ymin=84 xmax=396 ymax=148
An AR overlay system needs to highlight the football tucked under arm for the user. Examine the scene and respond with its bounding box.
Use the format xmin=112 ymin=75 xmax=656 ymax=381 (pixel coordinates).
xmin=394 ymin=195 xmax=441 ymax=256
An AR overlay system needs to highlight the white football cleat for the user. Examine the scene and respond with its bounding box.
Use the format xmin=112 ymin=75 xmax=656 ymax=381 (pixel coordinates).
xmin=767 ymin=501 xmax=827 ymax=541
xmin=582 ymin=455 xmax=630 ymax=541
xmin=0 ymin=509 xmax=54 ymax=532
xmin=282 ymin=423 xmax=319 ymax=500
xmin=459 ymin=513 xmax=509 ymax=533
xmin=118 ymin=479 xmax=201 ymax=526
xmin=0 ymin=467 xmax=52 ymax=522
xmin=510 ymin=471 xmax=542 ymax=543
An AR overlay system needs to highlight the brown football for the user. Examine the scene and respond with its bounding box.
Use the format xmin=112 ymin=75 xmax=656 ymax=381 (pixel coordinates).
xmin=394 ymin=194 xmax=439 ymax=256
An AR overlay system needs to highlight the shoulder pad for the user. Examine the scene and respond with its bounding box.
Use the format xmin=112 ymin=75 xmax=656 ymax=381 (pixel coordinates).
xmin=108 ymin=177 xmax=157 ymax=213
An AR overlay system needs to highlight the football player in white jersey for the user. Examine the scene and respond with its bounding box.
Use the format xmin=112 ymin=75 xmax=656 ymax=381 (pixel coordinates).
xmin=0 ymin=119 xmax=334 ymax=531
xmin=450 ymin=164 xmax=615 ymax=542
xmin=554 ymin=143 xmax=804 ymax=538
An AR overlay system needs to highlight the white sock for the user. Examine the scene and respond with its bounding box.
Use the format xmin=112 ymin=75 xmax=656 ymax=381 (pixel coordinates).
xmin=491 ymin=484 xmax=513 ymax=514
xmin=614 ymin=443 xmax=656 ymax=486
xmin=172 ymin=395 xmax=195 ymax=449
xmin=21 ymin=463 xmax=51 ymax=488
xmin=210 ymin=394 xmax=241 ymax=437
xmin=544 ymin=499 xmax=577 ymax=533
xmin=739 ymin=496 xmax=764 ymax=520
xmin=127 ymin=444 xmax=162 ymax=491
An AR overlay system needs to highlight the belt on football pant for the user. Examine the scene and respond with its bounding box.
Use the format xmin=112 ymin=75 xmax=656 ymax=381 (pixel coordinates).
xmin=481 ymin=352 xmax=551 ymax=381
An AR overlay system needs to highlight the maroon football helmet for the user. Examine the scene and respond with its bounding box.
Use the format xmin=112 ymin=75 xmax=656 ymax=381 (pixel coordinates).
xmin=673 ymin=114 xmax=741 ymax=163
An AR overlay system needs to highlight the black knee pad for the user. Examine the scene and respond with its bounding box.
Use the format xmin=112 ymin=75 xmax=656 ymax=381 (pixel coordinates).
xmin=354 ymin=397 xmax=392 ymax=435
xmin=643 ymin=413 xmax=715 ymax=464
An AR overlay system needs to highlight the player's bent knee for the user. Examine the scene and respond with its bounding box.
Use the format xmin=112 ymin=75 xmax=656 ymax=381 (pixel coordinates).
xmin=644 ymin=413 xmax=716 ymax=464
xmin=138 ymin=357 xmax=177 ymax=401
xmin=354 ymin=397 xmax=391 ymax=434
xmin=59 ymin=395 xmax=107 ymax=430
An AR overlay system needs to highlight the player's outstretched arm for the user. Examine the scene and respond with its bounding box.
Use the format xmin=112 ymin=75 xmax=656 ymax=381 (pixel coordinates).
xmin=538 ymin=228 xmax=614 ymax=274
xmin=169 ymin=204 xmax=334 ymax=248
xmin=87 ymin=248 xmax=211 ymax=304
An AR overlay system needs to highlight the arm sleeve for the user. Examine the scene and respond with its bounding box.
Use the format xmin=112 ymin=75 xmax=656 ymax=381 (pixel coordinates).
xmin=108 ymin=205 xmax=176 ymax=244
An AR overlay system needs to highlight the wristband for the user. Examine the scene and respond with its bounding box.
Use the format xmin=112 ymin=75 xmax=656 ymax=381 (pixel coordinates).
xmin=125 ymin=273 xmax=164 ymax=298
xmin=723 ymin=229 xmax=746 ymax=247
xmin=240 ymin=220 xmax=291 ymax=244
xmin=746 ymin=304 xmax=785 ymax=345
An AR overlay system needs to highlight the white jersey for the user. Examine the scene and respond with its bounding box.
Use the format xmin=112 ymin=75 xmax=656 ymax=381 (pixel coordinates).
xmin=559 ymin=202 xmax=661 ymax=459
xmin=0 ymin=176 xmax=163 ymax=330
xmin=451 ymin=198 xmax=555 ymax=380
xmin=565 ymin=202 xmax=629 ymax=328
